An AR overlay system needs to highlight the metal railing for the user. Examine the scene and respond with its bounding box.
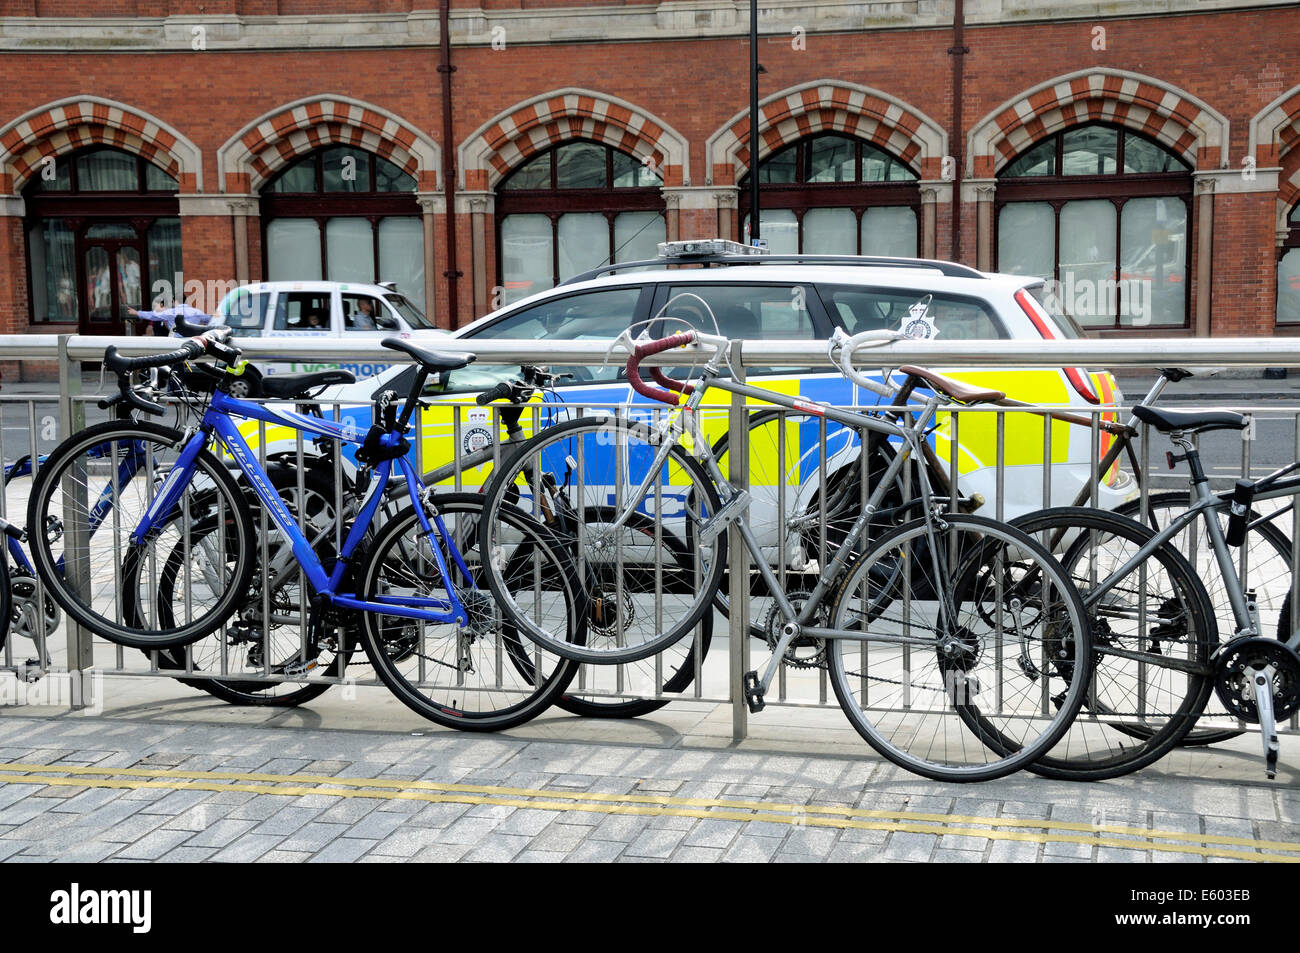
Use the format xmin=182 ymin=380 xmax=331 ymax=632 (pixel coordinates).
xmin=2 ymin=333 xmax=1299 ymax=739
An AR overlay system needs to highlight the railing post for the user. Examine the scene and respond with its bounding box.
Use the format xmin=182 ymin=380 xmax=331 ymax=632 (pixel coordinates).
xmin=57 ymin=334 xmax=94 ymax=711
xmin=728 ymin=341 xmax=749 ymax=741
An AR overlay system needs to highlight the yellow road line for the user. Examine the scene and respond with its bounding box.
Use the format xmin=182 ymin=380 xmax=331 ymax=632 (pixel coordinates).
xmin=0 ymin=761 xmax=1292 ymax=862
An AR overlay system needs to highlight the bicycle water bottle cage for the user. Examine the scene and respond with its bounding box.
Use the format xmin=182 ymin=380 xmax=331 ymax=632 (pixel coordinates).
xmin=355 ymin=426 xmax=411 ymax=466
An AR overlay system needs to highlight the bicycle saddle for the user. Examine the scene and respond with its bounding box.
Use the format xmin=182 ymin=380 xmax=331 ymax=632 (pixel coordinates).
xmin=1132 ymin=405 xmax=1246 ymax=434
xmin=259 ymin=369 xmax=356 ymax=399
xmin=381 ymin=338 xmax=475 ymax=372
xmin=898 ymin=365 xmax=1005 ymax=405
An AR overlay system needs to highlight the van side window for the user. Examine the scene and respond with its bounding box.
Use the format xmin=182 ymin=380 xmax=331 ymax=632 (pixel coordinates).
xmin=342 ymin=293 xmax=396 ymax=331
xmin=272 ymin=292 xmax=332 ymax=332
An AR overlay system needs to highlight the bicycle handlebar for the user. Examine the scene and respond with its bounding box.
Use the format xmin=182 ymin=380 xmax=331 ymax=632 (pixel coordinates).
xmin=98 ymin=328 xmax=239 ymax=416
xmin=627 ymin=331 xmax=698 ymax=405
xmin=830 ymin=328 xmax=900 ymax=398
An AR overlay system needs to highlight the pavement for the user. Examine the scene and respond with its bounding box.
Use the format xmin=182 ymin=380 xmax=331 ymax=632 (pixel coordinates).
xmin=0 ymin=664 xmax=1298 ymax=863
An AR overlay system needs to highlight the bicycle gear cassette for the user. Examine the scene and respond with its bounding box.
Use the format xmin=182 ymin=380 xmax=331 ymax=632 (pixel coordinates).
xmin=1213 ymin=638 xmax=1300 ymax=723
xmin=760 ymin=591 xmax=827 ymax=669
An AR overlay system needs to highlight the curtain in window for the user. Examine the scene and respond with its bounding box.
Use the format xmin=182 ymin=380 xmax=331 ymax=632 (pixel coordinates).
xmin=998 ymin=202 xmax=1056 ymax=278
xmin=75 ymin=150 xmax=138 ymax=191
xmin=266 ymin=220 xmax=322 ymax=281
xmin=861 ymin=207 xmax=918 ymax=257
xmin=802 ymin=208 xmax=857 ymax=254
xmin=147 ymin=218 xmax=182 ymax=306
xmin=500 ymin=214 xmax=554 ymax=304
xmin=377 ymin=217 xmax=425 ymax=304
xmin=27 ymin=220 xmax=78 ymax=322
xmin=325 ymin=217 xmax=375 ymax=283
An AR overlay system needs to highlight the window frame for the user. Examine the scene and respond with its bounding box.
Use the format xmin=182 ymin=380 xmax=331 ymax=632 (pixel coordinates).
xmin=1278 ymin=204 xmax=1300 ymax=326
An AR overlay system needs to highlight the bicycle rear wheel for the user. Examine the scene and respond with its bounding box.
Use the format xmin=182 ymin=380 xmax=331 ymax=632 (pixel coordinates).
xmin=827 ymin=514 xmax=1092 ymax=782
xmin=27 ymin=420 xmax=255 ymax=649
xmin=480 ymin=414 xmax=726 ymax=664
xmin=356 ymin=493 xmax=580 ymax=731
xmin=1012 ymin=507 xmax=1217 ymax=780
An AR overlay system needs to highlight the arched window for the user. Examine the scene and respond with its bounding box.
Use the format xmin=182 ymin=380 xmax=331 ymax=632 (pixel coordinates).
xmin=261 ymin=146 xmax=425 ymax=308
xmin=739 ymin=133 xmax=920 ymax=256
xmin=1280 ymin=204 xmax=1300 ymax=325
xmin=24 ymin=146 xmax=180 ymax=333
xmin=995 ymin=123 xmax=1193 ymax=330
xmin=496 ymin=140 xmax=665 ymax=305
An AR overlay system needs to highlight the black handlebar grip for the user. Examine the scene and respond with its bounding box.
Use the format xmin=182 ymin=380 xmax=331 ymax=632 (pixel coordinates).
xmin=476 ymin=381 xmax=514 ymax=406
xmin=173 ymin=313 xmax=211 ymax=337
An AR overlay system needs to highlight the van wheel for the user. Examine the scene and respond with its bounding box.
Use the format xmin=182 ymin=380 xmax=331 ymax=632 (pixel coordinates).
xmin=226 ymin=367 xmax=262 ymax=399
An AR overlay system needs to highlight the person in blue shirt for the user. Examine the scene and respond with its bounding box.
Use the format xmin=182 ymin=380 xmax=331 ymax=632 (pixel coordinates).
xmin=128 ymin=300 xmax=213 ymax=337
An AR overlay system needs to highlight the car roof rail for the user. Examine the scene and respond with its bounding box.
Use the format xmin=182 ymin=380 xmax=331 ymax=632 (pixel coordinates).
xmin=560 ymin=254 xmax=987 ymax=286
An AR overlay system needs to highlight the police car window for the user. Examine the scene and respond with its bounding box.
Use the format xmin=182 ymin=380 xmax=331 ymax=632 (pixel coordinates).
xmin=342 ymin=293 xmax=396 ymax=331
xmin=659 ymin=284 xmax=817 ymax=376
xmin=218 ymin=290 xmax=269 ymax=337
xmin=819 ymin=286 xmax=1007 ymax=340
xmin=439 ymin=287 xmax=641 ymax=394
xmin=272 ymin=292 xmax=332 ymax=332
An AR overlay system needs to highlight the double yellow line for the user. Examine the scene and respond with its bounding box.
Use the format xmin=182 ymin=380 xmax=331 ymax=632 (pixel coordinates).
xmin=1 ymin=760 xmax=1293 ymax=863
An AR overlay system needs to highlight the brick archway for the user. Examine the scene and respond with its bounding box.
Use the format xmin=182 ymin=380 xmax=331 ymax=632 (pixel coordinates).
xmin=704 ymin=81 xmax=948 ymax=184
xmin=458 ymin=89 xmax=689 ymax=190
xmin=0 ymin=96 xmax=202 ymax=193
xmin=217 ymin=95 xmax=440 ymax=194
xmin=967 ymin=69 xmax=1230 ymax=176
xmin=1250 ymin=85 xmax=1300 ymax=239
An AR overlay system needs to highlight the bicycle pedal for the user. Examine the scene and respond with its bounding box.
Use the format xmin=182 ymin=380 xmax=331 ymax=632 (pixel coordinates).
xmin=743 ymin=670 xmax=765 ymax=713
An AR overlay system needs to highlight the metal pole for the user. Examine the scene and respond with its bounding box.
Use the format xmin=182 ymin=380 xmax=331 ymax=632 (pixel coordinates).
xmin=57 ymin=335 xmax=93 ymax=710
xmin=748 ymin=0 xmax=760 ymax=243
xmin=729 ymin=341 xmax=750 ymax=740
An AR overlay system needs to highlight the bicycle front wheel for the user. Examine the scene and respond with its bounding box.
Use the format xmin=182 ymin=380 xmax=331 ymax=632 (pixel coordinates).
xmin=356 ymin=493 xmax=580 ymax=731
xmin=827 ymin=514 xmax=1092 ymax=782
xmin=480 ymin=414 xmax=726 ymax=664
xmin=27 ymin=420 xmax=255 ymax=649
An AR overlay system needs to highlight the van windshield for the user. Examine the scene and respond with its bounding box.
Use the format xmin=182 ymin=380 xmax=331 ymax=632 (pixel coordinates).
xmin=385 ymin=294 xmax=434 ymax=330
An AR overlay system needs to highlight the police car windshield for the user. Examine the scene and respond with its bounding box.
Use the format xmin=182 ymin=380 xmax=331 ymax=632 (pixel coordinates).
xmin=385 ymin=294 xmax=434 ymax=330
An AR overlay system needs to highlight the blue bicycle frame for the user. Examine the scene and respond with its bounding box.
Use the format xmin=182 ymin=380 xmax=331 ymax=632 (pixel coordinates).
xmin=132 ymin=388 xmax=478 ymax=627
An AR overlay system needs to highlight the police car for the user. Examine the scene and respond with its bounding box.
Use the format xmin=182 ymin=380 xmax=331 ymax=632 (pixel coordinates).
xmin=208 ymin=280 xmax=442 ymax=397
xmin=250 ymin=240 xmax=1131 ymax=520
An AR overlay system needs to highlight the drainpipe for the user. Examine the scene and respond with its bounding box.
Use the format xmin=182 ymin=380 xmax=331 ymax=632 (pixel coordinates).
xmin=948 ymin=0 xmax=968 ymax=262
xmin=439 ymin=0 xmax=462 ymax=328
xmin=748 ymin=0 xmax=760 ymax=243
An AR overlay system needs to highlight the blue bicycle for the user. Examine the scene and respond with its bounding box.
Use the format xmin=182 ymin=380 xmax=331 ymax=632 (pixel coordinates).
xmin=26 ymin=327 xmax=585 ymax=729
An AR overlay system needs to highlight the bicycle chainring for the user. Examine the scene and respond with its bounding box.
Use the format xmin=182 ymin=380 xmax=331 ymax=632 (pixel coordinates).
xmin=761 ymin=591 xmax=827 ymax=669
xmin=1213 ymin=638 xmax=1300 ymax=723
xmin=8 ymin=568 xmax=61 ymax=642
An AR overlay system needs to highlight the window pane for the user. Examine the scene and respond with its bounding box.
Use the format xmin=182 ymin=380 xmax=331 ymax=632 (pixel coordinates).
xmin=1123 ymin=132 xmax=1184 ymax=174
xmin=554 ymin=142 xmax=607 ymax=189
xmin=85 ymin=246 xmax=112 ymax=322
xmin=613 ymin=211 xmax=665 ymax=263
xmin=116 ymin=247 xmax=143 ymax=316
xmin=1120 ymin=196 xmax=1186 ymax=327
xmin=268 ymin=158 xmax=317 ymax=193
xmin=820 ymin=285 xmax=1007 ymax=339
xmin=1290 ymin=205 xmax=1299 ymax=226
xmin=374 ymin=157 xmax=416 ymax=192
xmin=266 ymin=219 xmax=322 ymax=281
xmin=861 ymin=206 xmax=918 ymax=257
xmin=31 ymin=156 xmax=71 ymax=192
xmin=325 ymin=218 xmax=375 ymax=284
xmin=147 ymin=218 xmax=182 ymax=307
xmin=806 ymin=135 xmax=856 ymax=183
xmin=84 ymin=223 xmax=137 ymax=240
xmin=321 ymin=146 xmax=372 ymax=193
xmin=1062 ymin=126 xmax=1118 ymax=175
xmin=341 ymin=292 xmax=389 ymax=331
xmin=503 ymin=153 xmax=551 ymax=190
xmin=802 ymin=207 xmax=857 ymax=254
xmin=1059 ymin=199 xmax=1118 ymax=327
xmin=144 ymin=162 xmax=179 ymax=191
xmin=661 ymin=283 xmax=816 ymax=374
xmin=27 ymin=220 xmax=77 ymax=322
xmin=997 ymin=202 xmax=1055 ymax=278
xmin=273 ymin=291 xmax=332 ymax=331
xmin=1279 ymin=249 xmax=1300 ymax=324
xmin=612 ymin=150 xmax=663 ymax=187
xmin=557 ymin=212 xmax=610 ymax=281
xmin=757 ymin=146 xmax=797 ymax=184
xmin=1002 ymin=138 xmax=1055 ymax=177
xmin=499 ymin=213 xmax=554 ymax=304
xmin=377 ymin=217 xmax=425 ymax=308
xmin=75 ymin=149 xmax=138 ymax=190
xmin=862 ymin=144 xmax=918 ymax=182
xmin=743 ymin=209 xmax=798 ymax=254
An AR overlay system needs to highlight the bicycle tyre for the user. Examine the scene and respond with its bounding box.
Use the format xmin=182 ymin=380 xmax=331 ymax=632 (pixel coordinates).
xmin=826 ymin=514 xmax=1093 ymax=782
xmin=356 ymin=492 xmax=580 ymax=731
xmin=0 ymin=547 xmax=10 ymax=655
xmin=1118 ymin=490 xmax=1292 ymax=745
xmin=26 ymin=420 xmax=256 ymax=649
xmin=480 ymin=414 xmax=726 ymax=664
xmin=1011 ymin=507 xmax=1218 ymax=780
xmin=151 ymin=463 xmax=356 ymax=706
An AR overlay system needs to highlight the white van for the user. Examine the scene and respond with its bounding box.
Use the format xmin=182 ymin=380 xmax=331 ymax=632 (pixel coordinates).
xmin=210 ymin=280 xmax=443 ymax=397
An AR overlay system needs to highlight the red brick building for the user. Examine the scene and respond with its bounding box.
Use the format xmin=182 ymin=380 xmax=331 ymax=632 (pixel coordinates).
xmin=1 ymin=0 xmax=1298 ymax=368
